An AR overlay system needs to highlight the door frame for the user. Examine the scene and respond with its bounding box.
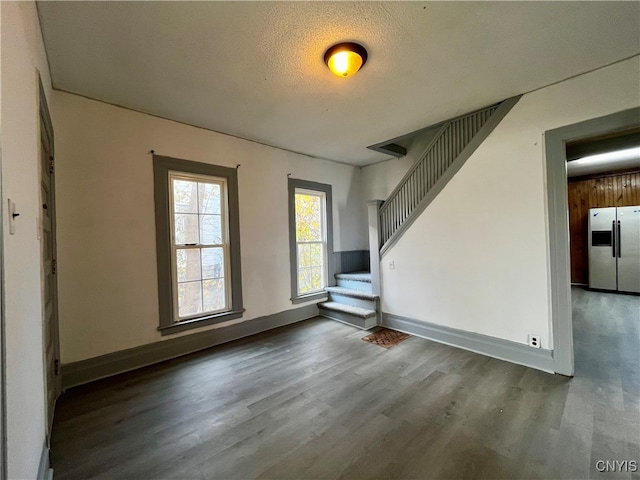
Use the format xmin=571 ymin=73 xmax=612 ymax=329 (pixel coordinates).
xmin=545 ymin=106 xmax=640 ymax=376
xmin=38 ymin=76 xmax=61 ymax=433
xmin=0 ymin=102 xmax=7 ymax=480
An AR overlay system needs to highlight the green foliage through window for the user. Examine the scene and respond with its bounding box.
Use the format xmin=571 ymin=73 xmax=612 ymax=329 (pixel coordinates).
xmin=295 ymin=190 xmax=326 ymax=295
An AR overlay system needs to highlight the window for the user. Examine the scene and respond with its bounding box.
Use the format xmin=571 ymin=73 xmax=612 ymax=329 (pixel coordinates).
xmin=154 ymin=155 xmax=243 ymax=335
xmin=170 ymin=173 xmax=229 ymax=318
xmin=288 ymin=178 xmax=333 ymax=303
xmin=294 ymin=189 xmax=326 ymax=295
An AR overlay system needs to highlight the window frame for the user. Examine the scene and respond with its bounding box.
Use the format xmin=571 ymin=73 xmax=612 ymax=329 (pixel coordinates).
xmin=168 ymin=171 xmax=231 ymax=321
xmin=294 ymin=188 xmax=328 ymax=297
xmin=154 ymin=155 xmax=243 ymax=335
xmin=288 ymin=178 xmax=334 ymax=304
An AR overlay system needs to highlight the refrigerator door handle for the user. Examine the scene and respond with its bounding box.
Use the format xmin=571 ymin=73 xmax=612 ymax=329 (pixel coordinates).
xmin=617 ymin=220 xmax=622 ymax=257
xmin=612 ymin=220 xmax=616 ymax=258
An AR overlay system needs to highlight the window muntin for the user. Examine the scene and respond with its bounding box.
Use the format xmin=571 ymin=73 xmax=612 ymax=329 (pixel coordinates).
xmin=169 ymin=172 xmax=231 ymax=321
xmin=294 ymin=188 xmax=327 ymax=295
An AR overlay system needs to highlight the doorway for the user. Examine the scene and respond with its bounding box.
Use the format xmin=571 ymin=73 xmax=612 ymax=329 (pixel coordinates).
xmin=0 ymin=111 xmax=6 ymax=480
xmin=545 ymin=107 xmax=640 ymax=376
xmin=39 ymin=79 xmax=60 ymax=437
xmin=566 ymin=130 xmax=640 ymax=288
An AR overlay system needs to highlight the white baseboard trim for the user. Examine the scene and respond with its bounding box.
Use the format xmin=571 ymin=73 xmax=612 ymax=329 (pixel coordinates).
xmin=37 ymin=440 xmax=52 ymax=480
xmin=381 ymin=312 xmax=555 ymax=373
xmin=61 ymin=304 xmax=319 ymax=389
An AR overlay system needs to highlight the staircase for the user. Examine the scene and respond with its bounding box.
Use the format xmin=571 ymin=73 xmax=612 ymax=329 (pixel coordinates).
xmin=378 ymin=96 xmax=520 ymax=254
xmin=318 ymin=272 xmax=378 ymax=329
xmin=317 ymin=97 xmax=521 ymax=331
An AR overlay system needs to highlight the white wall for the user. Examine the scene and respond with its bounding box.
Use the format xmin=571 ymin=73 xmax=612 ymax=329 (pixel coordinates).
xmin=378 ymin=57 xmax=640 ymax=350
xmin=52 ymin=91 xmax=367 ymax=363
xmin=1 ymin=1 xmax=53 ymax=478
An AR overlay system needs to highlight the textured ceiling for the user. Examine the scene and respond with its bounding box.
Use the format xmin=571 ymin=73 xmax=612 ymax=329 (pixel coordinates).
xmin=37 ymin=1 xmax=640 ymax=166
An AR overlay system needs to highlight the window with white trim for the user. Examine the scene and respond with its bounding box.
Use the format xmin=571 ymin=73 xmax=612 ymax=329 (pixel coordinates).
xmin=154 ymin=155 xmax=243 ymax=335
xmin=288 ymin=178 xmax=333 ymax=303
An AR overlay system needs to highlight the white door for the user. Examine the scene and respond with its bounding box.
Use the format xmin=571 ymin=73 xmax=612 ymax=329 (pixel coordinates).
xmin=40 ymin=90 xmax=60 ymax=435
xmin=0 ymin=133 xmax=5 ymax=479
xmin=616 ymin=206 xmax=640 ymax=293
xmin=588 ymin=207 xmax=617 ymax=290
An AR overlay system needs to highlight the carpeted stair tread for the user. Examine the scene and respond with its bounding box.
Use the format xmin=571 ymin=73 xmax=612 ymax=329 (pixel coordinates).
xmin=318 ymin=301 xmax=376 ymax=319
xmin=334 ymin=271 xmax=372 ymax=283
xmin=325 ymin=286 xmax=378 ymax=300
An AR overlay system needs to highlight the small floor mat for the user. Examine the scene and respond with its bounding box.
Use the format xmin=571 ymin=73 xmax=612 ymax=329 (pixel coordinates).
xmin=362 ymin=328 xmax=410 ymax=349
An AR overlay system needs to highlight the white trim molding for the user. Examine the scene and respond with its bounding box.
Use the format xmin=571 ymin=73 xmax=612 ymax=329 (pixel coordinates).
xmin=381 ymin=312 xmax=554 ymax=373
xmin=36 ymin=441 xmax=52 ymax=480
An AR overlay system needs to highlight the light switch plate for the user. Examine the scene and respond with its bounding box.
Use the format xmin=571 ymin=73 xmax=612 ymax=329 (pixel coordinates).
xmin=8 ymin=199 xmax=16 ymax=235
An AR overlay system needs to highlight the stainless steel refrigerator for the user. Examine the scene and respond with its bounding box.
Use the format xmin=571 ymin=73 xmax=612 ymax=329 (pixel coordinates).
xmin=588 ymin=206 xmax=640 ymax=293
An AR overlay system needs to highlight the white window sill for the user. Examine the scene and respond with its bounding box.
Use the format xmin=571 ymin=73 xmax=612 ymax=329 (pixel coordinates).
xmin=158 ymin=309 xmax=245 ymax=335
xmin=291 ymin=291 xmax=328 ymax=305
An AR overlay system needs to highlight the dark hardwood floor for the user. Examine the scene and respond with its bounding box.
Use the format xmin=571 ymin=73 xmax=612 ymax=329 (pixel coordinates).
xmin=51 ymin=287 xmax=639 ymax=479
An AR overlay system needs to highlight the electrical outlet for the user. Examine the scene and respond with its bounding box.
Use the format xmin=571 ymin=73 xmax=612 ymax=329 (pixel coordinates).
xmin=528 ymin=334 xmax=541 ymax=349
xmin=389 ymin=260 xmax=395 ymax=269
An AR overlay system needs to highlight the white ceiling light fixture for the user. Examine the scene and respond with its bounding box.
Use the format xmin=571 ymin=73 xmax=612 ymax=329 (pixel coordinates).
xmin=567 ymin=146 xmax=640 ymax=177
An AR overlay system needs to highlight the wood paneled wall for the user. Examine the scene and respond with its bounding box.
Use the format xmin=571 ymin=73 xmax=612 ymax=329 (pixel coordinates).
xmin=568 ymin=171 xmax=640 ymax=284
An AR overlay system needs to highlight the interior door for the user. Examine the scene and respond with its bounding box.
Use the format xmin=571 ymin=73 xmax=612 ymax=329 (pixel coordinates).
xmin=0 ymin=130 xmax=5 ymax=480
xmin=40 ymin=86 xmax=60 ymax=435
xmin=588 ymin=207 xmax=617 ymax=290
xmin=616 ymin=206 xmax=640 ymax=293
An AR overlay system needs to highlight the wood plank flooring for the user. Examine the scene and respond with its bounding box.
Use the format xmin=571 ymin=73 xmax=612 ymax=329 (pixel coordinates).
xmin=50 ymin=287 xmax=639 ymax=479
